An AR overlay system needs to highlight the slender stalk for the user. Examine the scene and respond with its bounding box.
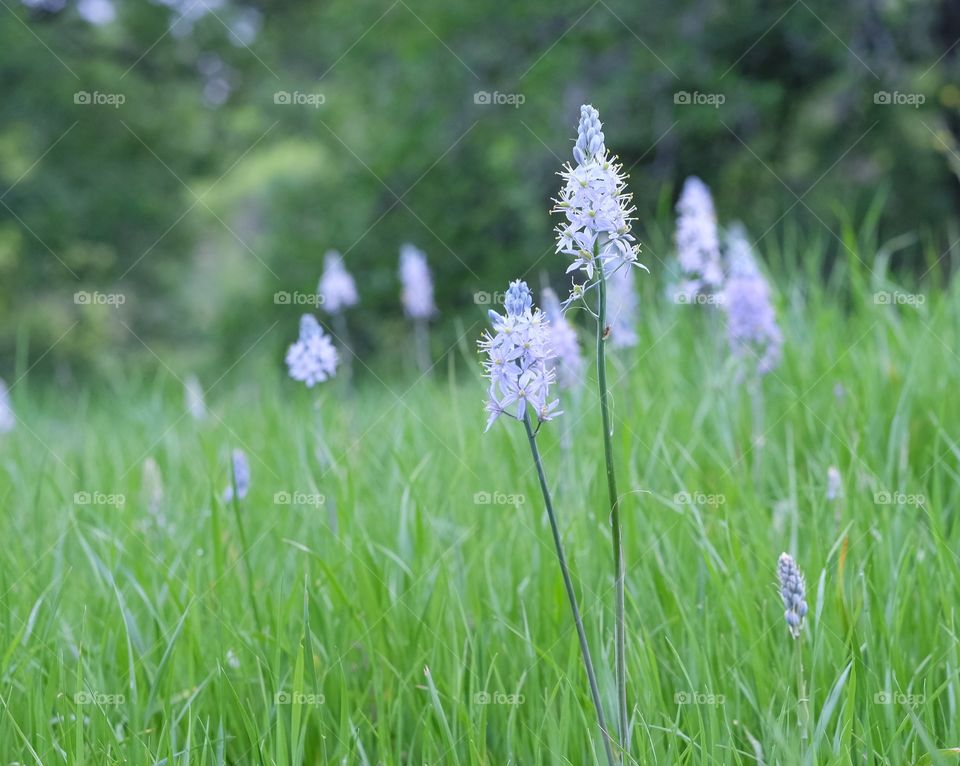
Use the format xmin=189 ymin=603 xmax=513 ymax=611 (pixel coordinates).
xmin=414 ymin=319 xmax=430 ymax=373
xmin=523 ymin=412 xmax=617 ymax=766
xmin=596 ymin=258 xmax=629 ymax=753
xmin=229 ymin=474 xmax=264 ymax=636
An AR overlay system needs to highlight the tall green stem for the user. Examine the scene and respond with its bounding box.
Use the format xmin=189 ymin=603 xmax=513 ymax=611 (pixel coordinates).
xmin=523 ymin=412 xmax=617 ymax=766
xmin=229 ymin=474 xmax=263 ymax=636
xmin=596 ymin=258 xmax=628 ymax=754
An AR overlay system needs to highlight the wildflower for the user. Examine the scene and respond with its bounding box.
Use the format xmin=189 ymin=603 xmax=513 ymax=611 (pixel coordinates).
xmin=777 ymin=553 xmax=808 ymax=639
xmin=285 ymin=314 xmax=339 ymax=386
xmin=399 ymin=243 xmax=436 ymax=319
xmin=675 ymin=176 xmax=723 ymax=298
xmin=225 ymin=648 xmax=241 ymax=669
xmin=542 ymin=288 xmax=584 ymax=388
xmin=479 ymin=280 xmax=561 ymax=431
xmin=721 ymin=223 xmax=782 ymax=375
xmin=223 ymin=448 xmax=250 ymax=502
xmin=318 ymin=250 xmax=358 ymax=315
xmin=0 ymin=379 xmax=14 ymax=433
xmin=553 ymin=105 xmax=643 ymax=290
xmin=827 ymin=466 xmax=842 ymax=501
xmin=607 ymin=264 xmax=639 ymax=349
xmin=184 ymin=374 xmax=207 ymax=421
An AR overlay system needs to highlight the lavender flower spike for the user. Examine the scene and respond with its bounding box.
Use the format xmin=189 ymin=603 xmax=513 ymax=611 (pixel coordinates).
xmin=777 ymin=553 xmax=808 ymax=639
xmin=542 ymin=288 xmax=584 ymax=388
xmin=607 ymin=263 xmax=639 ymax=349
xmin=478 ymin=280 xmax=561 ymax=431
xmin=675 ymin=176 xmax=723 ymax=297
xmin=318 ymin=250 xmax=359 ymax=315
xmin=399 ymin=243 xmax=436 ymax=319
xmin=285 ymin=314 xmax=339 ymax=386
xmin=827 ymin=466 xmax=842 ymax=501
xmin=224 ymin=448 xmax=250 ymax=502
xmin=0 ymin=378 xmax=14 ymax=434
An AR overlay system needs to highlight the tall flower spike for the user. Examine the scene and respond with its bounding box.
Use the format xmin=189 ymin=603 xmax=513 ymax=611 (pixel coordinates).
xmin=553 ymin=105 xmax=643 ymax=290
xmin=184 ymin=374 xmax=207 ymax=421
xmin=777 ymin=553 xmax=808 ymax=639
xmin=399 ymin=243 xmax=436 ymax=319
xmin=318 ymin=250 xmax=359 ymax=315
xmin=479 ymin=280 xmax=561 ymax=431
xmin=286 ymin=314 xmax=339 ymax=386
xmin=607 ymin=264 xmax=639 ymax=349
xmin=0 ymin=378 xmax=14 ymax=434
xmin=542 ymin=288 xmax=584 ymax=388
xmin=675 ymin=176 xmax=723 ymax=297
xmin=827 ymin=465 xmax=842 ymax=501
xmin=224 ymin=448 xmax=250 ymax=502
xmin=721 ymin=223 xmax=783 ymax=376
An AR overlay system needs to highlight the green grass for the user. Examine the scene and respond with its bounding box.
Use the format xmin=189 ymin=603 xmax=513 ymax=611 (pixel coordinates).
xmin=2 ymin=241 xmax=960 ymax=764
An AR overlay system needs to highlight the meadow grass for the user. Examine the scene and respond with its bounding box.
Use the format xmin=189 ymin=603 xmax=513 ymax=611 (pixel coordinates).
xmin=1 ymin=239 xmax=959 ymax=764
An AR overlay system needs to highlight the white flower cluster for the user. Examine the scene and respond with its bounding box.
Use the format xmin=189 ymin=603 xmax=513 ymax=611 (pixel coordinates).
xmin=318 ymin=250 xmax=358 ymax=315
xmin=675 ymin=176 xmax=723 ymax=297
xmin=0 ymin=378 xmax=14 ymax=433
xmin=399 ymin=243 xmax=436 ymax=319
xmin=285 ymin=314 xmax=339 ymax=386
xmin=541 ymin=288 xmax=584 ymax=388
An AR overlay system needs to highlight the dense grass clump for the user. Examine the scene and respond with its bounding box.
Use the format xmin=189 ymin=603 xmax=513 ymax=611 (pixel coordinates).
xmin=1 ymin=245 xmax=958 ymax=764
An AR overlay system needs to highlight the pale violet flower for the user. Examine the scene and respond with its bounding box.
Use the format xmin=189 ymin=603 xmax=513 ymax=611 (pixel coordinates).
xmin=479 ymin=280 xmax=561 ymax=431
xmin=827 ymin=465 xmax=842 ymax=501
xmin=318 ymin=250 xmax=358 ymax=315
xmin=721 ymin=224 xmax=782 ymax=376
xmin=285 ymin=314 xmax=339 ymax=386
xmin=184 ymin=374 xmax=207 ymax=421
xmin=399 ymin=244 xmax=436 ymax=319
xmin=0 ymin=378 xmax=14 ymax=433
xmin=542 ymin=288 xmax=584 ymax=388
xmin=675 ymin=176 xmax=723 ymax=298
xmin=777 ymin=553 xmax=808 ymax=639
xmin=607 ymin=263 xmax=639 ymax=349
xmin=553 ymin=105 xmax=643 ymax=292
xmin=223 ymin=448 xmax=250 ymax=502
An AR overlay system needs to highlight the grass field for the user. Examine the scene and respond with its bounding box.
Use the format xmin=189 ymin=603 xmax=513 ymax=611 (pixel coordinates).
xmin=2 ymin=240 xmax=959 ymax=764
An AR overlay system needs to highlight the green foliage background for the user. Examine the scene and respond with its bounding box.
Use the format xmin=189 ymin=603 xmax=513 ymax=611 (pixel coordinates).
xmin=2 ymin=0 xmax=959 ymax=375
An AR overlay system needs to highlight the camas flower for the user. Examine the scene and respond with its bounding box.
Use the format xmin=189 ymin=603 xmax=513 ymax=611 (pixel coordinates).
xmin=607 ymin=263 xmax=639 ymax=349
xmin=223 ymin=448 xmax=250 ymax=502
xmin=318 ymin=250 xmax=358 ymax=315
xmin=542 ymin=288 xmax=584 ymax=388
xmin=184 ymin=374 xmax=207 ymax=421
xmin=285 ymin=314 xmax=339 ymax=386
xmin=777 ymin=552 xmax=808 ymax=639
xmin=399 ymin=243 xmax=436 ymax=319
xmin=0 ymin=378 xmax=14 ymax=434
xmin=827 ymin=465 xmax=842 ymax=501
xmin=479 ymin=280 xmax=561 ymax=431
xmin=721 ymin=223 xmax=783 ymax=376
xmin=553 ymin=105 xmax=643 ymax=288
xmin=675 ymin=176 xmax=723 ymax=297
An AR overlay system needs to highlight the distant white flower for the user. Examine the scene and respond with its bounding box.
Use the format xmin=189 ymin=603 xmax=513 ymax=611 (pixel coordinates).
xmin=399 ymin=244 xmax=436 ymax=319
xmin=184 ymin=374 xmax=207 ymax=421
xmin=225 ymin=648 xmax=241 ymax=669
xmin=553 ymin=105 xmax=643 ymax=290
xmin=0 ymin=379 xmax=14 ymax=433
xmin=607 ymin=264 xmax=639 ymax=349
xmin=285 ymin=314 xmax=339 ymax=386
xmin=479 ymin=280 xmax=561 ymax=431
xmin=223 ymin=448 xmax=250 ymax=502
xmin=827 ymin=466 xmax=842 ymax=501
xmin=675 ymin=176 xmax=723 ymax=298
xmin=542 ymin=288 xmax=584 ymax=388
xmin=721 ymin=224 xmax=782 ymax=376
xmin=318 ymin=250 xmax=358 ymax=315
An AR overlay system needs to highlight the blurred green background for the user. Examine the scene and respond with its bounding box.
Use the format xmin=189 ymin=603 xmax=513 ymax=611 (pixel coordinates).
xmin=2 ymin=0 xmax=959 ymax=378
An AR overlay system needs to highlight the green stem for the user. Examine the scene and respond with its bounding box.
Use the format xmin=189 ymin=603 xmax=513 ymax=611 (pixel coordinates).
xmin=229 ymin=474 xmax=264 ymax=636
xmin=596 ymin=258 xmax=629 ymax=754
xmin=523 ymin=412 xmax=617 ymax=766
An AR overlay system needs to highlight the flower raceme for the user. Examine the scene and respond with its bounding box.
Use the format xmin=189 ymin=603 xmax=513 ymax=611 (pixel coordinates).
xmin=554 ymin=105 xmax=642 ymax=291
xmin=285 ymin=314 xmax=339 ymax=386
xmin=224 ymin=448 xmax=250 ymax=502
xmin=675 ymin=176 xmax=723 ymax=297
xmin=541 ymin=288 xmax=584 ymax=388
xmin=318 ymin=250 xmax=358 ymax=315
xmin=777 ymin=552 xmax=808 ymax=639
xmin=399 ymin=243 xmax=436 ymax=320
xmin=479 ymin=280 xmax=561 ymax=431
